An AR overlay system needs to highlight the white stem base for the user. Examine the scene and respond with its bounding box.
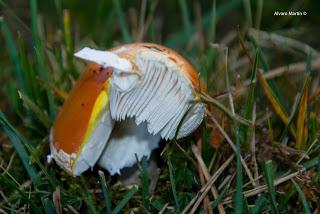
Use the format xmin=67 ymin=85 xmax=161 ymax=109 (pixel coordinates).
xmin=98 ymin=118 xmax=161 ymax=175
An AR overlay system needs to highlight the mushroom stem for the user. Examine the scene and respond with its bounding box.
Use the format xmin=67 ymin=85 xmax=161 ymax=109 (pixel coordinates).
xmin=98 ymin=118 xmax=161 ymax=175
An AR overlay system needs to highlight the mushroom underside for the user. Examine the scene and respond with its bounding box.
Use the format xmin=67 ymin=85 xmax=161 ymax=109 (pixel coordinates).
xmin=110 ymin=51 xmax=205 ymax=140
xmin=98 ymin=118 xmax=161 ymax=175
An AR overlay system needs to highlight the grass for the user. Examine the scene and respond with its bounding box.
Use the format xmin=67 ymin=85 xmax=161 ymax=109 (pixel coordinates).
xmin=1 ymin=0 xmax=320 ymax=213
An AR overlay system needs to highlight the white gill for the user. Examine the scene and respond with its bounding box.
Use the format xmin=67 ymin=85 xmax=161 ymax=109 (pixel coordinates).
xmin=110 ymin=50 xmax=205 ymax=140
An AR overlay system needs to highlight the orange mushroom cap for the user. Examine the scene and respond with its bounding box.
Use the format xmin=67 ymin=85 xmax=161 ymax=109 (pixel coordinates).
xmin=49 ymin=64 xmax=113 ymax=175
xmin=51 ymin=64 xmax=111 ymax=153
xmin=112 ymin=43 xmax=205 ymax=92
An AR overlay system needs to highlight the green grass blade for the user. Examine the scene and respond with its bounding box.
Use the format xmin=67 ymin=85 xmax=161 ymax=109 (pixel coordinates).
xmin=257 ymin=70 xmax=296 ymax=137
xmin=305 ymin=52 xmax=312 ymax=76
xmin=225 ymin=52 xmax=243 ymax=213
xmin=200 ymin=94 xmax=251 ymax=126
xmin=149 ymin=197 xmax=166 ymax=212
xmin=174 ymin=103 xmax=195 ymax=139
xmin=111 ymin=186 xmax=138 ymax=214
xmin=63 ymin=9 xmax=77 ymax=78
xmin=242 ymin=0 xmax=252 ymax=27
xmin=7 ymin=78 xmax=20 ymax=111
xmin=233 ymin=120 xmax=243 ymax=213
xmin=296 ymin=53 xmax=313 ymax=149
xmin=99 ymin=11 xmax=115 ymax=46
xmin=244 ymin=48 xmax=260 ymax=120
xmin=27 ymin=144 xmax=58 ymax=187
xmin=200 ymin=46 xmax=217 ymax=89
xmin=208 ymin=0 xmax=216 ymax=42
xmin=18 ymin=91 xmax=50 ymax=129
xmin=98 ymin=171 xmax=112 ymax=213
xmin=80 ymin=178 xmax=97 ymax=214
xmin=263 ymin=160 xmax=279 ymax=214
xmin=296 ymin=83 xmax=309 ymax=149
xmin=167 ymin=157 xmax=180 ymax=212
xmin=0 ymin=175 xmax=41 ymax=213
xmin=309 ymin=112 xmax=318 ymax=143
xmin=111 ymin=0 xmax=132 ymax=43
xmin=53 ymin=0 xmax=62 ymax=22
xmin=252 ymin=196 xmax=267 ymax=214
xmin=0 ymin=18 xmax=28 ymax=95
xmin=41 ymin=197 xmax=56 ymax=214
xmin=240 ymin=48 xmax=260 ymax=142
xmin=254 ymin=0 xmax=263 ymax=29
xmin=303 ymin=156 xmax=319 ymax=170
xmin=249 ymin=37 xmax=282 ymax=100
xmin=63 ymin=10 xmax=72 ymax=56
xmin=0 ymin=111 xmax=38 ymax=182
xmin=279 ymin=93 xmax=301 ymax=143
xmin=30 ymin=0 xmax=56 ymax=120
xmin=243 ymin=196 xmax=250 ymax=214
xmin=211 ymin=182 xmax=229 ymax=209
xmin=34 ymin=46 xmax=56 ymax=121
xmin=278 ymin=191 xmax=296 ymax=211
xmin=141 ymin=156 xmax=150 ymax=209
xmin=291 ymin=179 xmax=312 ymax=214
xmin=17 ymin=35 xmax=41 ymax=102
xmin=178 ymin=0 xmax=192 ymax=37
xmin=165 ymin=0 xmax=241 ymax=48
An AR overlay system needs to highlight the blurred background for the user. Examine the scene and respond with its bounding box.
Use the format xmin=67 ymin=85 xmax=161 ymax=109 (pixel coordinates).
xmin=1 ymin=0 xmax=320 ymax=119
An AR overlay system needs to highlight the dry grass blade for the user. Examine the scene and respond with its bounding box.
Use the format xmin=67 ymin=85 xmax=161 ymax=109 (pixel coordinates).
xmin=67 ymin=205 xmax=80 ymax=214
xmin=207 ymin=111 xmax=257 ymax=187
xmin=200 ymin=93 xmax=251 ymax=126
xmin=296 ymin=54 xmax=312 ymax=149
xmin=182 ymin=154 xmax=235 ymax=214
xmin=53 ymin=187 xmax=62 ymax=214
xmin=0 ymin=207 xmax=8 ymax=214
xmin=249 ymin=28 xmax=320 ymax=57
xmin=222 ymin=170 xmax=302 ymax=204
xmin=221 ymin=44 xmax=245 ymax=212
xmin=242 ymin=0 xmax=252 ymax=27
xmin=1 ymin=152 xmax=15 ymax=175
xmin=136 ymin=0 xmax=147 ymax=42
xmin=141 ymin=0 xmax=159 ymax=41
xmin=260 ymin=59 xmax=320 ymax=81
xmin=63 ymin=9 xmax=72 ymax=57
xmin=250 ymin=104 xmax=259 ymax=185
xmin=194 ymin=140 xmax=214 ymax=214
xmin=257 ymin=70 xmax=296 ymax=137
xmin=18 ymin=91 xmax=50 ymax=129
xmin=231 ymin=59 xmax=320 ymax=100
xmin=0 ymin=112 xmax=38 ymax=182
xmin=40 ymin=77 xmax=68 ymax=101
xmin=297 ymin=139 xmax=318 ymax=165
xmin=158 ymin=203 xmax=169 ymax=214
xmin=254 ymin=0 xmax=263 ymax=29
xmin=174 ymin=141 xmax=197 ymax=167
xmin=192 ymin=144 xmax=226 ymax=214
xmin=296 ymin=85 xmax=309 ymax=149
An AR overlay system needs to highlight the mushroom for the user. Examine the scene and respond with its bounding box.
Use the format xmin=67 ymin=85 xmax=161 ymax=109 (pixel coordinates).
xmin=49 ymin=43 xmax=205 ymax=176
